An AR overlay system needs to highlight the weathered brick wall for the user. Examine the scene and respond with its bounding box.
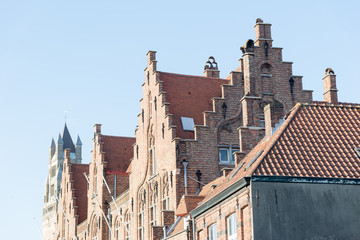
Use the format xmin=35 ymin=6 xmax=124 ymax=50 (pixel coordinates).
xmin=129 ymin=51 xmax=179 ymax=240
xmin=194 ymin=187 xmax=252 ymax=240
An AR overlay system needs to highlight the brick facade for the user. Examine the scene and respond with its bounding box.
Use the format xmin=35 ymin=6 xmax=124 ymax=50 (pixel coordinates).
xmin=43 ymin=18 xmax=337 ymax=240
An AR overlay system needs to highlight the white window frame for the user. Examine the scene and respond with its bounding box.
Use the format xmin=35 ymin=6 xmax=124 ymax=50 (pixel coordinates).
xmin=227 ymin=213 xmax=237 ymax=240
xmin=219 ymin=146 xmax=239 ymax=164
xmin=208 ymin=223 xmax=217 ymax=240
xmin=125 ymin=218 xmax=130 ymax=240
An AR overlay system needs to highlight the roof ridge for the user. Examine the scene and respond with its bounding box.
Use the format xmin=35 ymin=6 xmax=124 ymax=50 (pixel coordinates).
xmin=309 ymin=102 xmax=360 ymax=108
xmin=102 ymin=135 xmax=135 ymax=139
xmin=250 ymin=103 xmax=304 ymax=175
xmin=159 ymin=71 xmax=229 ymax=81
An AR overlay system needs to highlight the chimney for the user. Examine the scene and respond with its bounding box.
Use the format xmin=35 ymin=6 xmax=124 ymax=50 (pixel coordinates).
xmin=146 ymin=50 xmax=157 ymax=72
xmin=264 ymin=102 xmax=284 ymax=138
xmin=203 ymin=56 xmax=220 ymax=78
xmin=323 ymin=68 xmax=338 ymax=104
xmin=94 ymin=124 xmax=102 ymax=135
xmin=221 ymin=168 xmax=233 ymax=177
xmin=254 ymin=18 xmax=272 ymax=47
xmin=64 ymin=148 xmax=71 ymax=162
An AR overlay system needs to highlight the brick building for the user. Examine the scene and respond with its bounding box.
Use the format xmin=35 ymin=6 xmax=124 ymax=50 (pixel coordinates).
xmin=43 ymin=124 xmax=82 ymax=240
xmin=43 ymin=19 xmax=360 ymax=240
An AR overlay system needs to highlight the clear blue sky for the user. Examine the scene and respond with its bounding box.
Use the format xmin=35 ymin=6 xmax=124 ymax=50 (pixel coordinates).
xmin=0 ymin=0 xmax=359 ymax=239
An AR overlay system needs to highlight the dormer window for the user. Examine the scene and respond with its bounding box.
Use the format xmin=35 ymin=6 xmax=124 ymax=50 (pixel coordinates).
xmin=219 ymin=146 xmax=239 ymax=164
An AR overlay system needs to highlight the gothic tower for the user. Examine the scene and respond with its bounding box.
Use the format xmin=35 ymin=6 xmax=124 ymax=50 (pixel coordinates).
xmin=42 ymin=124 xmax=82 ymax=240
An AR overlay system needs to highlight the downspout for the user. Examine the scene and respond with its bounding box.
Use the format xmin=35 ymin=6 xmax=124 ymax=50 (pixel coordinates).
xmin=114 ymin=174 xmax=116 ymax=198
xmin=192 ymin=215 xmax=196 ymax=240
xmin=108 ymin=207 xmax=111 ymax=240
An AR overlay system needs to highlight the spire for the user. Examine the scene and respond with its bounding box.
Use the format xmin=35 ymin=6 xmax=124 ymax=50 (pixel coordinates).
xmin=61 ymin=123 xmax=75 ymax=152
xmin=76 ymin=135 xmax=82 ymax=146
xmin=57 ymin=134 xmax=63 ymax=144
xmin=50 ymin=138 xmax=55 ymax=148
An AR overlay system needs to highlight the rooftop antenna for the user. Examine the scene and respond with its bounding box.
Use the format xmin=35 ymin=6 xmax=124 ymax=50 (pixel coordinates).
xmin=64 ymin=110 xmax=68 ymax=124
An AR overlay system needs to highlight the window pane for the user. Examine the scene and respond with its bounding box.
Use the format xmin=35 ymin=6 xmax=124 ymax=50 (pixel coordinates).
xmin=219 ymin=149 xmax=228 ymax=162
xmin=209 ymin=224 xmax=217 ymax=240
xmin=227 ymin=214 xmax=237 ymax=240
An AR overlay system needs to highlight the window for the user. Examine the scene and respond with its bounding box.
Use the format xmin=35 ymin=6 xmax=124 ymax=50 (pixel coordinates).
xmin=259 ymin=114 xmax=265 ymax=128
xmin=219 ymin=146 xmax=239 ymax=164
xmin=50 ymin=184 xmax=55 ymax=196
xmin=150 ymin=205 xmax=156 ymax=226
xmin=208 ymin=223 xmax=217 ymax=240
xmin=51 ymin=166 xmax=56 ymax=177
xmin=94 ymin=175 xmax=97 ymax=193
xmin=163 ymin=197 xmax=169 ymax=210
xmin=138 ymin=212 xmax=144 ymax=240
xmin=149 ymin=92 xmax=153 ymax=119
xmin=125 ymin=212 xmax=131 ymax=240
xmin=227 ymin=213 xmax=237 ymax=240
xmin=149 ymin=146 xmax=156 ymax=176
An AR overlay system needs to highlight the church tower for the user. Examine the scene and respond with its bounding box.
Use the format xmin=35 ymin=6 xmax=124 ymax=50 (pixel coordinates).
xmin=42 ymin=124 xmax=82 ymax=240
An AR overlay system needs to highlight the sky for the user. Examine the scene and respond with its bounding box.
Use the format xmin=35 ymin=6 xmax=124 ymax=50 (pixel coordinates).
xmin=0 ymin=0 xmax=359 ymax=239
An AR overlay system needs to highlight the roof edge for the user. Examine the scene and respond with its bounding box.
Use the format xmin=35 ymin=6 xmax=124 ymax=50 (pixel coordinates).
xmin=190 ymin=177 xmax=250 ymax=218
xmin=252 ymin=175 xmax=360 ymax=185
xmin=250 ymin=103 xmax=303 ymax=174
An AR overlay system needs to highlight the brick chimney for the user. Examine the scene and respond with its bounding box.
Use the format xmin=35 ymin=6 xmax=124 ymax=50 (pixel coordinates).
xmin=64 ymin=148 xmax=71 ymax=161
xmin=254 ymin=18 xmax=272 ymax=47
xmin=323 ymin=68 xmax=338 ymax=104
xmin=146 ymin=50 xmax=157 ymax=72
xmin=264 ymin=102 xmax=284 ymax=138
xmin=203 ymin=56 xmax=220 ymax=78
xmin=94 ymin=124 xmax=102 ymax=134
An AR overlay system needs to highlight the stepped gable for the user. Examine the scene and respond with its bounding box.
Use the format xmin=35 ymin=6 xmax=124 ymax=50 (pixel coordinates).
xmin=62 ymin=124 xmax=75 ymax=152
xmin=102 ymin=136 xmax=135 ymax=173
xmin=71 ymin=164 xmax=89 ymax=224
xmin=159 ymin=72 xmax=229 ymax=139
xmin=199 ymin=102 xmax=360 ymax=204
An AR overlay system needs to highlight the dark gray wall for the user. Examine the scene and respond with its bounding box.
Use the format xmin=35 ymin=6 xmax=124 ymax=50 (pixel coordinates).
xmin=251 ymin=180 xmax=360 ymax=240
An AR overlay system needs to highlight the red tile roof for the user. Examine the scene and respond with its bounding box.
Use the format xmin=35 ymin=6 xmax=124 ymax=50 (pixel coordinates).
xmin=71 ymin=163 xmax=89 ymax=224
xmin=159 ymin=72 xmax=229 ymax=139
xmin=175 ymin=195 xmax=205 ymax=217
xmin=102 ymin=136 xmax=135 ymax=173
xmin=200 ymin=103 xmax=360 ymax=204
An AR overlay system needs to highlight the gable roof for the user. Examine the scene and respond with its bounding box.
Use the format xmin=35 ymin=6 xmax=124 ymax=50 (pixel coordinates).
xmin=102 ymin=136 xmax=135 ymax=173
xmin=175 ymin=195 xmax=205 ymax=217
xmin=159 ymin=72 xmax=229 ymax=139
xmin=200 ymin=102 xmax=360 ymax=204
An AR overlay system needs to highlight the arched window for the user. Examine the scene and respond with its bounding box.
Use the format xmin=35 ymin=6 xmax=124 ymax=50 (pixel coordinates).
xmin=91 ymin=216 xmax=98 ymax=240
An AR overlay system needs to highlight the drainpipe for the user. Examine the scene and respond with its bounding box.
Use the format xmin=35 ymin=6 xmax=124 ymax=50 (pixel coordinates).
xmin=182 ymin=159 xmax=189 ymax=195
xmin=114 ymin=175 xmax=116 ymax=198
